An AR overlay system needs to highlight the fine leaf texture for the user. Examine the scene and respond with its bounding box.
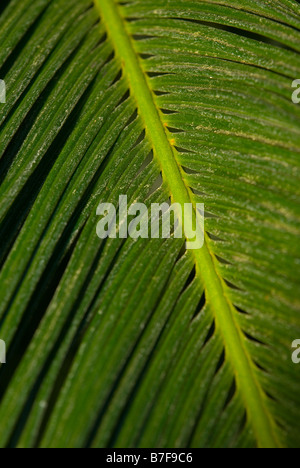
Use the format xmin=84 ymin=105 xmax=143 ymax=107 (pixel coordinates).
xmin=0 ymin=0 xmax=299 ymax=449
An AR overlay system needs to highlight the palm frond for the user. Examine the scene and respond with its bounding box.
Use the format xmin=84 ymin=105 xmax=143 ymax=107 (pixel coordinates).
xmin=0 ymin=0 xmax=299 ymax=448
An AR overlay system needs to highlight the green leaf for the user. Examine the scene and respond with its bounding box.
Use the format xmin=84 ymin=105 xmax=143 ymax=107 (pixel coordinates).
xmin=0 ymin=0 xmax=299 ymax=448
